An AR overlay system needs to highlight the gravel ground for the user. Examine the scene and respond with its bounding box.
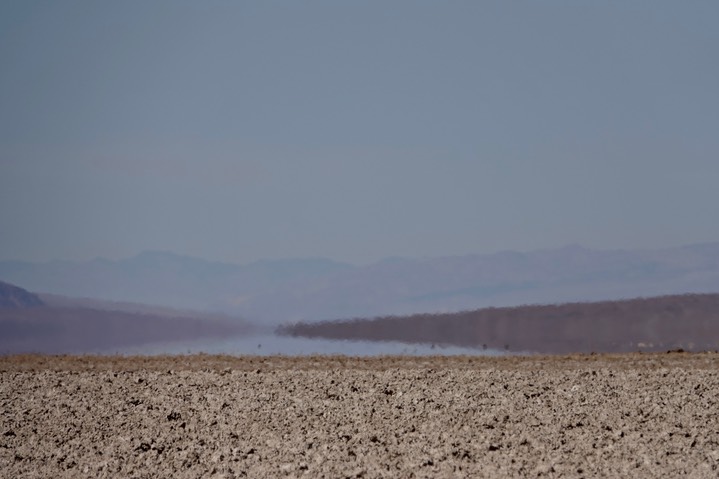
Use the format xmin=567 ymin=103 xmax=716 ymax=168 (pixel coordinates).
xmin=1 ymin=353 xmax=718 ymax=478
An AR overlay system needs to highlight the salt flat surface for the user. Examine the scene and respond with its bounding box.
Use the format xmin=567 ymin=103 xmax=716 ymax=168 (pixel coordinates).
xmin=1 ymin=354 xmax=718 ymax=477
xmin=105 ymin=333 xmax=502 ymax=357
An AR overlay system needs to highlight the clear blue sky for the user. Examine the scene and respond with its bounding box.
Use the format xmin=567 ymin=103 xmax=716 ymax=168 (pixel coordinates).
xmin=1 ymin=1 xmax=718 ymax=264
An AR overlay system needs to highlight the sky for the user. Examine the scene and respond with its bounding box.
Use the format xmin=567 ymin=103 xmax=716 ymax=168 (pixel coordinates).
xmin=1 ymin=1 xmax=718 ymax=265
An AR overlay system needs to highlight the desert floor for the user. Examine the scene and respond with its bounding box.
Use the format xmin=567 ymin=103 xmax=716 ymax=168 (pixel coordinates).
xmin=1 ymin=353 xmax=718 ymax=478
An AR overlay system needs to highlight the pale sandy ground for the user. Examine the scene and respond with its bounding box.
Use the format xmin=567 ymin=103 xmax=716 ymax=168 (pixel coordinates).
xmin=1 ymin=353 xmax=718 ymax=478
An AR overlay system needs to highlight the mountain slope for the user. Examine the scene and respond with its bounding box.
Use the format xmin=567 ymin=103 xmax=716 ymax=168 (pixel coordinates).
xmin=0 ymin=281 xmax=44 ymax=309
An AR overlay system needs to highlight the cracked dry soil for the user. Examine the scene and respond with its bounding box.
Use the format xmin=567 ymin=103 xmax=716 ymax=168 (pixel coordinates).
xmin=1 ymin=354 xmax=718 ymax=478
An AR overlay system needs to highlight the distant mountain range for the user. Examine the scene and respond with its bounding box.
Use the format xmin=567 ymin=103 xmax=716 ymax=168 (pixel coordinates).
xmin=0 ymin=251 xmax=353 ymax=315
xmin=1 ymin=243 xmax=719 ymax=325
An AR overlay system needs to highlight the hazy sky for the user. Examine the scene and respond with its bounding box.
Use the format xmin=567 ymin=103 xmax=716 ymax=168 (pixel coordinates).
xmin=1 ymin=1 xmax=718 ymax=264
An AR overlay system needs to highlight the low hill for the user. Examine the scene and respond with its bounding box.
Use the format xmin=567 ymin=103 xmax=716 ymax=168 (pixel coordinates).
xmin=278 ymin=293 xmax=719 ymax=354
xmin=0 ymin=281 xmax=44 ymax=309
xmin=0 ymin=306 xmax=253 ymax=355
xmin=0 ymin=285 xmax=254 ymax=355
xmin=38 ymin=293 xmax=237 ymax=321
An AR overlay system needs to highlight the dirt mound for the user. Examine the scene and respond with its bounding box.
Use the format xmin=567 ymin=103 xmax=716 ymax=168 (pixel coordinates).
xmin=1 ymin=354 xmax=718 ymax=477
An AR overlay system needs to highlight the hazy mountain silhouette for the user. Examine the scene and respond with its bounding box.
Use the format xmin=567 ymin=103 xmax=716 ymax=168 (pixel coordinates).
xmin=0 ymin=252 xmax=353 ymax=313
xmin=230 ymin=243 xmax=719 ymax=323
xmin=1 ymin=243 xmax=718 ymax=324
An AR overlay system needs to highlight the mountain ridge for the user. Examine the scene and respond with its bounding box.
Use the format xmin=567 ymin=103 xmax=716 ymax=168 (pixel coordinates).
xmin=1 ymin=243 xmax=718 ymax=324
